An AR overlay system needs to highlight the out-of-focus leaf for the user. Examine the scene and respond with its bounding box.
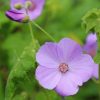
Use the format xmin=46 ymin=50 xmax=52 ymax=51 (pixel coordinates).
xmin=35 ymin=92 xmax=47 ymax=100
xmin=94 ymin=36 xmax=100 ymax=64
xmin=0 ymin=11 xmax=8 ymax=24
xmin=5 ymin=34 xmax=39 ymax=100
xmin=12 ymin=92 xmax=29 ymax=100
xmin=94 ymin=53 xmax=100 ymax=64
xmin=3 ymin=33 xmax=33 ymax=69
xmin=82 ymin=8 xmax=100 ymax=64
xmin=35 ymin=90 xmax=61 ymax=100
xmin=82 ymin=8 xmax=100 ymax=33
xmin=0 ymin=77 xmax=4 ymax=100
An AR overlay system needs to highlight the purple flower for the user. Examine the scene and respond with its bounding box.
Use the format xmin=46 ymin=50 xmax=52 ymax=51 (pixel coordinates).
xmin=35 ymin=38 xmax=97 ymax=96
xmin=6 ymin=0 xmax=45 ymax=22
xmin=83 ymin=33 xmax=98 ymax=79
xmin=83 ymin=33 xmax=97 ymax=57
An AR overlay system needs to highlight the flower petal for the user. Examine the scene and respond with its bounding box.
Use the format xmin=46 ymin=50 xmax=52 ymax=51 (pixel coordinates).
xmin=93 ymin=64 xmax=99 ymax=79
xmin=6 ymin=10 xmax=25 ymax=22
xmin=28 ymin=0 xmax=45 ymax=20
xmin=11 ymin=0 xmax=25 ymax=10
xmin=83 ymin=42 xmax=97 ymax=57
xmin=69 ymin=54 xmax=94 ymax=82
xmin=83 ymin=33 xmax=97 ymax=57
xmin=86 ymin=33 xmax=97 ymax=44
xmin=58 ymin=38 xmax=82 ymax=63
xmin=36 ymin=42 xmax=63 ymax=68
xmin=55 ymin=72 xmax=79 ymax=96
xmin=35 ymin=65 xmax=61 ymax=89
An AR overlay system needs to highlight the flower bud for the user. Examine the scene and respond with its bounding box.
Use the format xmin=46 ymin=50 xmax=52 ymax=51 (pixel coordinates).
xmin=25 ymin=1 xmax=32 ymax=9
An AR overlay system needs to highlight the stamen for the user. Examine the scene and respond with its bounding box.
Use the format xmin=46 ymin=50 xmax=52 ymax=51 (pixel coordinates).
xmin=14 ymin=3 xmax=23 ymax=10
xmin=25 ymin=1 xmax=32 ymax=9
xmin=59 ymin=63 xmax=68 ymax=73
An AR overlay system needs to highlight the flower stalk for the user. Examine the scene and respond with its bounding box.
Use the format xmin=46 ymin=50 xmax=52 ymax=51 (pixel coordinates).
xmin=28 ymin=22 xmax=40 ymax=50
xmin=32 ymin=21 xmax=56 ymax=42
xmin=61 ymin=96 xmax=65 ymax=100
xmin=28 ymin=22 xmax=35 ymax=40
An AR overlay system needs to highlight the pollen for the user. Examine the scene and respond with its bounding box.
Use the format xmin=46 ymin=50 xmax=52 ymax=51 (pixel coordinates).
xmin=14 ymin=3 xmax=23 ymax=10
xmin=25 ymin=0 xmax=36 ymax=11
xmin=59 ymin=63 xmax=69 ymax=73
xmin=25 ymin=1 xmax=32 ymax=9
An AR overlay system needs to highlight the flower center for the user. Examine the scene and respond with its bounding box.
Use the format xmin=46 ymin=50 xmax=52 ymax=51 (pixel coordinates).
xmin=26 ymin=1 xmax=36 ymax=11
xmin=14 ymin=0 xmax=36 ymax=11
xmin=14 ymin=3 xmax=23 ymax=10
xmin=59 ymin=63 xmax=69 ymax=73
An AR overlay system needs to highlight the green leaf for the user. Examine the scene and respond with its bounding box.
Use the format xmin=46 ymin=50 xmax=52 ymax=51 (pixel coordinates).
xmin=0 ymin=77 xmax=4 ymax=100
xmin=82 ymin=8 xmax=100 ymax=33
xmin=3 ymin=33 xmax=29 ymax=69
xmin=94 ymin=35 xmax=100 ymax=64
xmin=35 ymin=90 xmax=61 ymax=100
xmin=94 ymin=53 xmax=100 ymax=64
xmin=35 ymin=92 xmax=47 ymax=100
xmin=82 ymin=8 xmax=100 ymax=64
xmin=12 ymin=92 xmax=29 ymax=100
xmin=5 ymin=36 xmax=39 ymax=100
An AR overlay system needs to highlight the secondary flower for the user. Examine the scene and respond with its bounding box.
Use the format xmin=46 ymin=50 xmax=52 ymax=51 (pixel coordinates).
xmin=83 ymin=33 xmax=98 ymax=79
xmin=36 ymin=38 xmax=97 ymax=96
xmin=6 ymin=0 xmax=45 ymax=22
xmin=83 ymin=33 xmax=97 ymax=57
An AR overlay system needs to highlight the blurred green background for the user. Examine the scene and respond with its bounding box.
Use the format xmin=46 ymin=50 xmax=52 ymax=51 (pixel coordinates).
xmin=0 ymin=0 xmax=99 ymax=100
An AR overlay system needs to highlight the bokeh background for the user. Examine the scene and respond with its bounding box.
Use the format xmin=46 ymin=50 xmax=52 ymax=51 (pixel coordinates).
xmin=0 ymin=0 xmax=99 ymax=100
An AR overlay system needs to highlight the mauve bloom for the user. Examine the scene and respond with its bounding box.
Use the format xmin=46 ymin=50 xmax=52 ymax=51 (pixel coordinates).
xmin=6 ymin=0 xmax=45 ymax=22
xmin=35 ymin=38 xmax=97 ymax=96
xmin=83 ymin=33 xmax=98 ymax=79
xmin=83 ymin=33 xmax=97 ymax=57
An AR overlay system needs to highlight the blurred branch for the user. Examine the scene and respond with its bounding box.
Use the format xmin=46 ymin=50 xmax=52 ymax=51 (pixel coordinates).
xmin=32 ymin=21 xmax=56 ymax=42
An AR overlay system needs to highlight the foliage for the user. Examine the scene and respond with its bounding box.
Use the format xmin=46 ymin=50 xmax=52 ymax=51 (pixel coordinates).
xmin=82 ymin=8 xmax=100 ymax=64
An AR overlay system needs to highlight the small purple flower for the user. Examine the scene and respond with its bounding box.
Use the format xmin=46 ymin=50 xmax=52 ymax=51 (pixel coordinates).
xmin=83 ymin=33 xmax=97 ymax=57
xmin=6 ymin=0 xmax=45 ymax=22
xmin=35 ymin=38 xmax=97 ymax=96
xmin=83 ymin=33 xmax=98 ymax=79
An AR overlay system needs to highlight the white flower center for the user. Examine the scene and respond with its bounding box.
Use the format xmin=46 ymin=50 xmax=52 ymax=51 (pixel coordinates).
xmin=59 ymin=63 xmax=69 ymax=73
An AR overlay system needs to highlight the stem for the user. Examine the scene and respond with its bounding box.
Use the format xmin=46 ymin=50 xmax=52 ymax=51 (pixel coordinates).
xmin=97 ymin=78 xmax=100 ymax=99
xmin=28 ymin=22 xmax=35 ymax=41
xmin=32 ymin=21 xmax=56 ymax=42
xmin=99 ymin=64 xmax=100 ymax=81
xmin=97 ymin=33 xmax=100 ymax=80
xmin=97 ymin=33 xmax=100 ymax=99
xmin=61 ymin=96 xmax=65 ymax=100
xmin=28 ymin=22 xmax=40 ymax=50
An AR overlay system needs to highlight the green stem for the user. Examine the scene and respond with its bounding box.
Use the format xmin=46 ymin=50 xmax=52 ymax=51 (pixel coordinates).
xmin=61 ymin=96 xmax=65 ymax=100
xmin=28 ymin=22 xmax=35 ymax=41
xmin=97 ymin=33 xmax=100 ymax=99
xmin=32 ymin=21 xmax=56 ymax=42
xmin=97 ymin=33 xmax=100 ymax=80
xmin=28 ymin=22 xmax=40 ymax=50
xmin=99 ymin=83 xmax=100 ymax=99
